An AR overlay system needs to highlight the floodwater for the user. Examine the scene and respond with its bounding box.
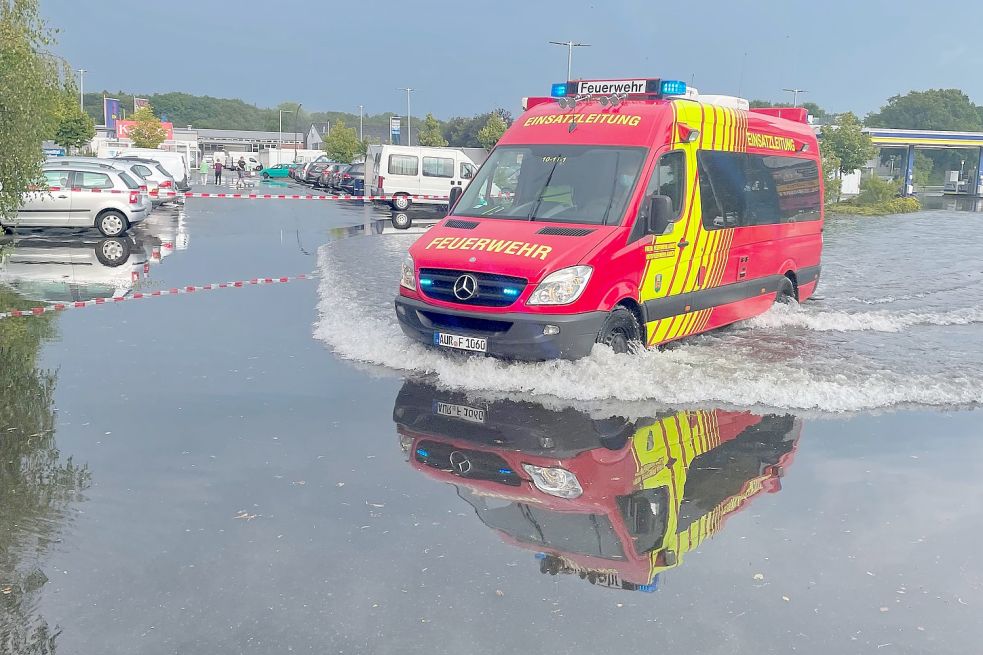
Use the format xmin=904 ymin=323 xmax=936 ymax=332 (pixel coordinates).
xmin=2 ymin=192 xmax=982 ymax=654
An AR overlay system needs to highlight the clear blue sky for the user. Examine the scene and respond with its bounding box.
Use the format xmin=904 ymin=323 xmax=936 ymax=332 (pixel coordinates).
xmin=42 ymin=0 xmax=983 ymax=119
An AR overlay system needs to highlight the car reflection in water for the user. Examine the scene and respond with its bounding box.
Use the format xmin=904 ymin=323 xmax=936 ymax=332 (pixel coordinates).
xmin=393 ymin=380 xmax=800 ymax=592
xmin=0 ymin=233 xmax=149 ymax=303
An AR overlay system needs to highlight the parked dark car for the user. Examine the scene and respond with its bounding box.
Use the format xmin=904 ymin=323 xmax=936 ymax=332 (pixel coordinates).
xmin=317 ymin=163 xmax=347 ymax=191
xmin=337 ymin=163 xmax=365 ymax=194
xmin=304 ymin=162 xmax=330 ymax=185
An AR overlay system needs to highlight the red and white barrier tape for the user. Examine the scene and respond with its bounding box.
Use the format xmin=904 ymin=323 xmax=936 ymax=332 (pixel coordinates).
xmin=0 ymin=273 xmax=314 ymax=321
xmin=30 ymin=187 xmax=450 ymax=201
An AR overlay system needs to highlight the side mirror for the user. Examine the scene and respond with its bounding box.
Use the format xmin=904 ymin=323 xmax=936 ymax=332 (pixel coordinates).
xmin=449 ymin=185 xmax=463 ymax=210
xmin=646 ymin=195 xmax=674 ymax=235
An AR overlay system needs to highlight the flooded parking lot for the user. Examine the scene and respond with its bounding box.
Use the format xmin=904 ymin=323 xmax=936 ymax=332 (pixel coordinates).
xmin=2 ymin=192 xmax=982 ymax=653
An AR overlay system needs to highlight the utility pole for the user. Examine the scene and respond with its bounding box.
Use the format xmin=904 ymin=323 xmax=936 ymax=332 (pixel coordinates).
xmin=278 ymin=109 xmax=292 ymax=163
xmin=397 ymin=88 xmax=414 ymax=146
xmin=358 ymin=105 xmax=364 ymax=141
xmin=293 ymin=103 xmax=302 ymax=163
xmin=782 ymin=87 xmax=807 ymax=107
xmin=77 ymin=68 xmax=86 ymax=111
xmin=548 ymin=41 xmax=590 ymax=80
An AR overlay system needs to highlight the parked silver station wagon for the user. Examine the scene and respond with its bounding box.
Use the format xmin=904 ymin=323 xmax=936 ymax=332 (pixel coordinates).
xmin=2 ymin=163 xmax=151 ymax=237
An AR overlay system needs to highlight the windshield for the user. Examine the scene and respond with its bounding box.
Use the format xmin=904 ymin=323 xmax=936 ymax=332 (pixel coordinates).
xmin=459 ymin=489 xmax=625 ymax=560
xmin=455 ymin=145 xmax=646 ymax=225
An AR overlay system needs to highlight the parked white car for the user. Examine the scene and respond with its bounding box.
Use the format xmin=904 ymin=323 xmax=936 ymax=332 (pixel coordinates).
xmin=2 ymin=163 xmax=151 ymax=236
xmin=114 ymin=148 xmax=190 ymax=191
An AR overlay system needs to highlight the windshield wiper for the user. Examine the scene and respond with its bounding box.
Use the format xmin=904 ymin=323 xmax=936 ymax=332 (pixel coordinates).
xmin=527 ymin=160 xmax=560 ymax=221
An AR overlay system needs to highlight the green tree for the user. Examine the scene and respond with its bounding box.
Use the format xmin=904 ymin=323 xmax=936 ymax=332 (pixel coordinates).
xmin=477 ymin=113 xmax=507 ymax=149
xmin=820 ymin=113 xmax=875 ymax=174
xmin=321 ymin=119 xmax=365 ymax=163
xmin=0 ymin=284 xmax=89 ymax=655
xmin=418 ymin=113 xmax=447 ymax=147
xmin=0 ymin=0 xmax=62 ymax=220
xmin=821 ymin=146 xmax=841 ymax=205
xmin=52 ymin=81 xmax=95 ymax=151
xmin=127 ymin=105 xmax=167 ymax=148
xmin=866 ymin=88 xmax=983 ymax=131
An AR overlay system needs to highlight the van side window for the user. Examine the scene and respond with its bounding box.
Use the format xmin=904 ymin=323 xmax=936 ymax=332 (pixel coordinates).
xmin=389 ymin=154 xmax=418 ymax=176
xmin=635 ymin=150 xmax=685 ymax=237
xmin=78 ymin=172 xmax=113 ymax=189
xmin=644 ymin=150 xmax=686 ymax=217
xmin=422 ymin=156 xmax=454 ymax=178
xmin=698 ymin=151 xmax=821 ymax=228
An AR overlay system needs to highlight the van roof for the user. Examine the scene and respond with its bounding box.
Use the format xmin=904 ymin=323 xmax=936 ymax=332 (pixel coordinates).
xmin=502 ymin=97 xmax=818 ymax=150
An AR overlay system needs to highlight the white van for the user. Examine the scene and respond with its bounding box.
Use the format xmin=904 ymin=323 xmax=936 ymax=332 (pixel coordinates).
xmin=115 ymin=148 xmax=190 ymax=191
xmin=371 ymin=146 xmax=478 ymax=210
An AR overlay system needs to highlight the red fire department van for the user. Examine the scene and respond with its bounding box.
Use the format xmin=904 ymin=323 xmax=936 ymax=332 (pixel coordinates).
xmin=395 ymin=77 xmax=823 ymax=360
xmin=394 ymin=380 xmax=800 ymax=591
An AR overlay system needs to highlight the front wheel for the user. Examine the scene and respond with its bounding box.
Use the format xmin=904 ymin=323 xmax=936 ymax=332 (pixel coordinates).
xmin=391 ymin=213 xmax=412 ymax=230
xmin=96 ymin=210 xmax=128 ymax=237
xmin=391 ymin=194 xmax=411 ymax=211
xmin=262 ymin=173 xmax=270 ymax=179
xmin=595 ymin=306 xmax=642 ymax=354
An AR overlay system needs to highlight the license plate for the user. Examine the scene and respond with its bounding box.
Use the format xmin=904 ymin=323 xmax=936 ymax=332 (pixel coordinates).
xmin=434 ymin=332 xmax=487 ymax=352
xmin=433 ymin=400 xmax=486 ymax=424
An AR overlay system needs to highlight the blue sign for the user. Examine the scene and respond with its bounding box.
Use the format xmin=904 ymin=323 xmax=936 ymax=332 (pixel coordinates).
xmin=43 ymin=147 xmax=66 ymax=157
xmin=104 ymin=98 xmax=121 ymax=130
xmin=390 ymin=116 xmax=401 ymax=145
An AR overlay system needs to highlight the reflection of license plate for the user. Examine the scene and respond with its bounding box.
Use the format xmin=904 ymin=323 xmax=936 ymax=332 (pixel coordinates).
xmin=433 ymin=400 xmax=486 ymax=424
xmin=434 ymin=332 xmax=487 ymax=352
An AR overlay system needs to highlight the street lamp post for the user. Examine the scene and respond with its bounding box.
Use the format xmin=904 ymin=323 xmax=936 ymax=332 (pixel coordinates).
xmin=293 ymin=103 xmax=302 ymax=163
xmin=358 ymin=105 xmax=364 ymax=141
xmin=77 ymin=68 xmax=86 ymax=111
xmin=278 ymin=109 xmax=293 ymax=164
xmin=548 ymin=41 xmax=590 ymax=80
xmin=397 ymin=88 xmax=414 ymax=146
xmin=782 ymin=87 xmax=807 ymax=107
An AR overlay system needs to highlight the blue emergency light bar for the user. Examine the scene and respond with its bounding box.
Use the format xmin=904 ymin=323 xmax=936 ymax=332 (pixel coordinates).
xmin=551 ymin=78 xmax=687 ymax=99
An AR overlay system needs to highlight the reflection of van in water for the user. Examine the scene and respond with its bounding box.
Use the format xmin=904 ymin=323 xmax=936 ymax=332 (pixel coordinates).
xmin=371 ymin=145 xmax=480 ymax=212
xmin=394 ymin=380 xmax=800 ymax=591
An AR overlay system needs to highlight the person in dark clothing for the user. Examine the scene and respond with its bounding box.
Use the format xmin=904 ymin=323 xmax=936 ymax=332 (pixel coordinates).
xmin=214 ymin=160 xmax=224 ymax=184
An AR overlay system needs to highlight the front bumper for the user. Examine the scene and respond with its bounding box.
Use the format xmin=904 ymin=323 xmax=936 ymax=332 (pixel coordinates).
xmin=395 ymin=294 xmax=607 ymax=361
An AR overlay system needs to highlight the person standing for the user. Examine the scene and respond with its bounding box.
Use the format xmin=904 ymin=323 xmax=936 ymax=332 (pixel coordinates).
xmin=214 ymin=160 xmax=223 ymax=185
xmin=199 ymin=159 xmax=209 ymax=185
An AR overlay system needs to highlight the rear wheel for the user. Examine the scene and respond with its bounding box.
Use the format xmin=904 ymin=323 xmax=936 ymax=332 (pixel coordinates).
xmin=595 ymin=306 xmax=642 ymax=354
xmin=96 ymin=210 xmax=128 ymax=237
xmin=392 ymin=213 xmax=412 ymax=230
xmin=262 ymin=173 xmax=270 ymax=179
xmin=392 ymin=193 xmax=411 ymax=211
xmin=777 ymin=276 xmax=797 ymax=304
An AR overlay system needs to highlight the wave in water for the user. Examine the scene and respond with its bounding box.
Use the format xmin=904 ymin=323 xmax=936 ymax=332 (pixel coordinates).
xmin=748 ymin=302 xmax=983 ymax=333
xmin=313 ymin=243 xmax=983 ymax=412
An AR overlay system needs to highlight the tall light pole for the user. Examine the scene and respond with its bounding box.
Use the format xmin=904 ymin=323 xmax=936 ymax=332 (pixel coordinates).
xmin=548 ymin=41 xmax=590 ymax=80
xmin=77 ymin=68 xmax=87 ymax=111
xmin=782 ymin=87 xmax=807 ymax=107
xmin=397 ymin=88 xmax=414 ymax=146
xmin=293 ymin=103 xmax=302 ymax=163
xmin=278 ymin=109 xmax=292 ymax=163
xmin=358 ymin=105 xmax=364 ymax=141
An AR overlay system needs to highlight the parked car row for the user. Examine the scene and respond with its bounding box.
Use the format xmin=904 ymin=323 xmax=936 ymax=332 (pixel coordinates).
xmin=1 ymin=155 xmax=181 ymax=237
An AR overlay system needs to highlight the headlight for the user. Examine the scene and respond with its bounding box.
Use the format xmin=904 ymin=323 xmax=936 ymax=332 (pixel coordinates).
xmin=400 ymin=254 xmax=416 ymax=290
xmin=522 ymin=464 xmax=583 ymax=499
xmin=527 ymin=266 xmax=592 ymax=305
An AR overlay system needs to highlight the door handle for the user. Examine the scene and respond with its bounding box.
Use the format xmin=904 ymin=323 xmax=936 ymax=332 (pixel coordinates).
xmin=677 ymin=240 xmax=689 ymax=248
xmin=57 ymin=195 xmax=68 ymax=199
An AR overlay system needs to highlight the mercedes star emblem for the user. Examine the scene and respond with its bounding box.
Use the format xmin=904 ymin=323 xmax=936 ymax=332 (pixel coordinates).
xmin=449 ymin=451 xmax=472 ymax=475
xmin=452 ymin=274 xmax=478 ymax=301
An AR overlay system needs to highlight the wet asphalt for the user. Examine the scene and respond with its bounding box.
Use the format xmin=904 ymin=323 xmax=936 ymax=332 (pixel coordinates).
xmin=1 ymin=182 xmax=982 ymax=654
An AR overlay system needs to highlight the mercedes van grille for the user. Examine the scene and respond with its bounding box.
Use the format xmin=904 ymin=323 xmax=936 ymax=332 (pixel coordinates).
xmin=419 ymin=268 xmax=527 ymax=307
